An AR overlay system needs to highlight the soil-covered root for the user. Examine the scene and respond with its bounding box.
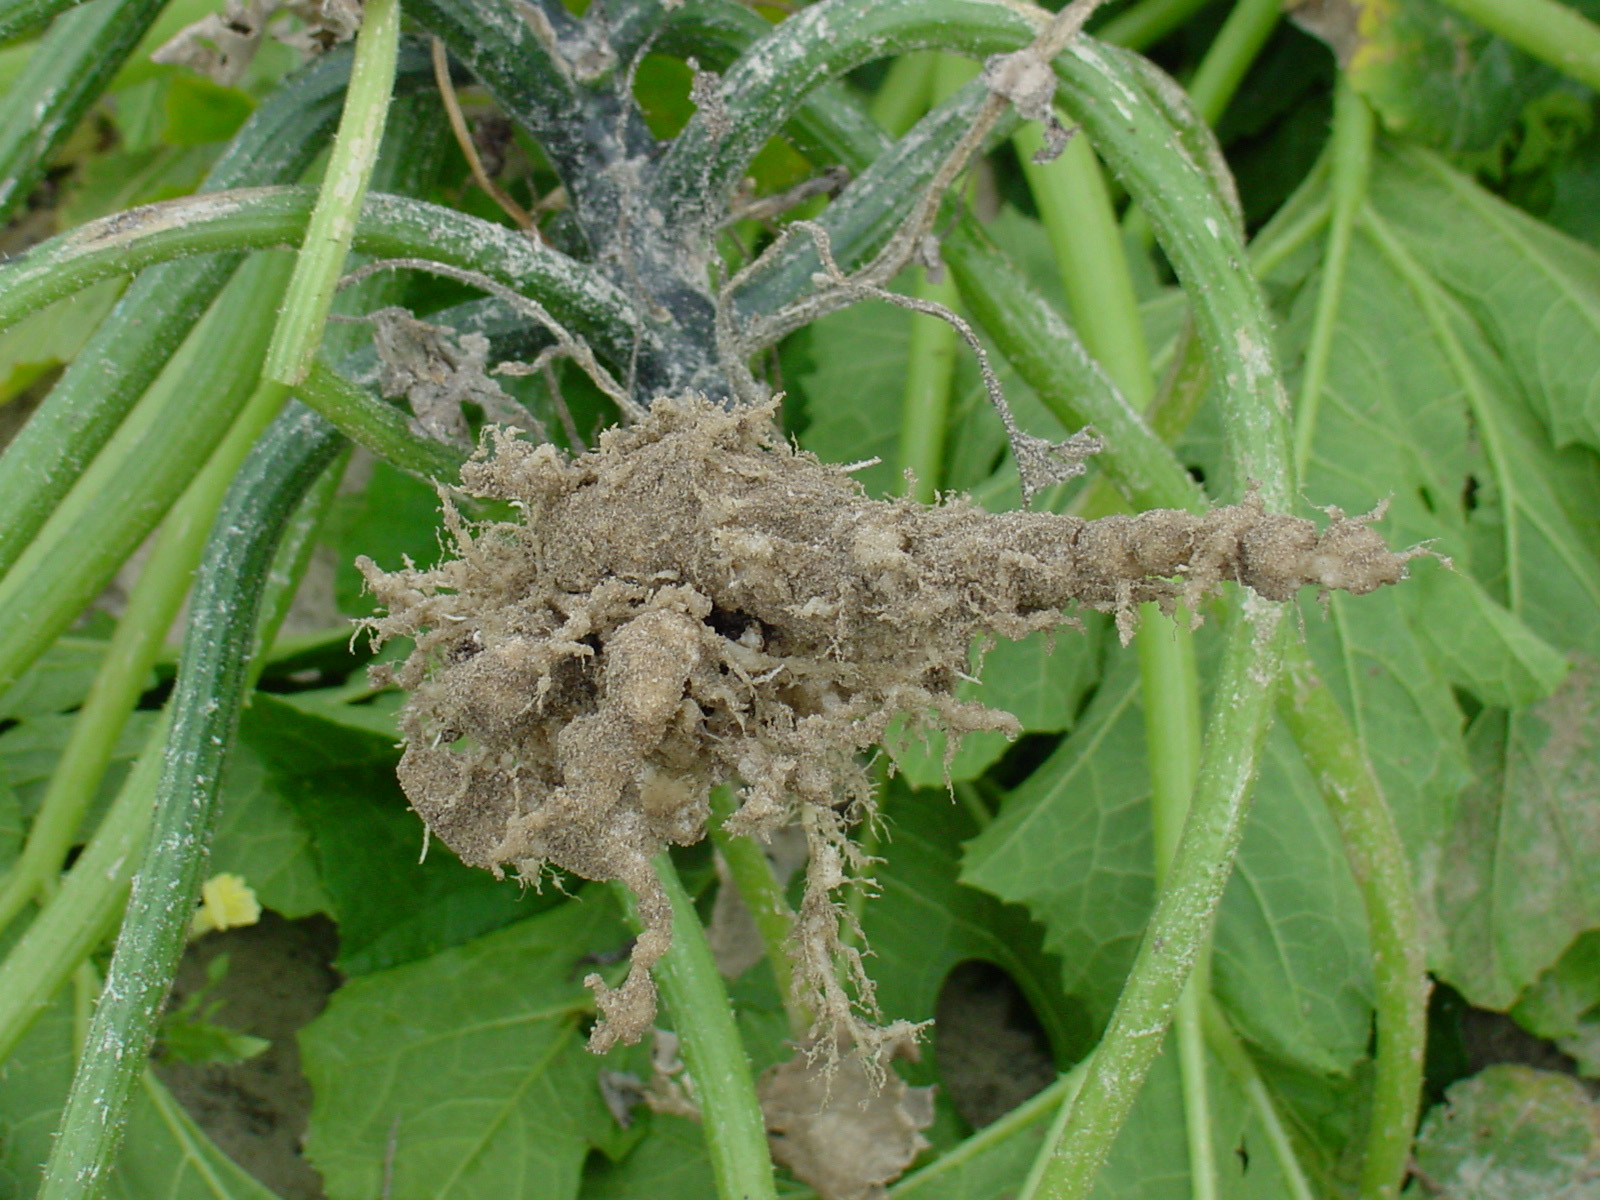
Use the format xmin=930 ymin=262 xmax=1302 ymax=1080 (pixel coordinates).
xmin=357 ymin=394 xmax=1418 ymax=1058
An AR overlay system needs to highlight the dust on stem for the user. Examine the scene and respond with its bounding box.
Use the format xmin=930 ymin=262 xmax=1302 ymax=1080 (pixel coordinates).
xmin=357 ymin=396 xmax=1421 ymax=1063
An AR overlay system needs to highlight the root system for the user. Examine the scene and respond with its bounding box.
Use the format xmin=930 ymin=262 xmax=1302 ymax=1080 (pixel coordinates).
xmin=358 ymin=395 xmax=1416 ymax=1057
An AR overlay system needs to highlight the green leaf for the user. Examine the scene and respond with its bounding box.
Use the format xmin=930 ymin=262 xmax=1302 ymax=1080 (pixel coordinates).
xmin=0 ymin=280 xmax=122 ymax=408
xmin=300 ymin=898 xmax=631 ymax=1200
xmin=865 ymin=779 xmax=1089 ymax=1058
xmin=1371 ymin=145 xmax=1600 ymax=456
xmin=960 ymin=660 xmax=1152 ymax=1032
xmin=1401 ymin=560 xmax=1570 ymax=709
xmin=581 ymin=1113 xmax=715 ymax=1200
xmin=1428 ymin=665 xmax=1600 ymax=1010
xmin=1297 ymin=589 xmax=1473 ymax=865
xmin=58 ymin=144 xmax=218 ymax=228
xmin=161 ymin=72 xmax=255 ymax=146
xmin=209 ymin=742 xmax=332 ymax=920
xmin=1413 ymin=1065 xmax=1600 ymax=1198
xmin=0 ymin=988 xmax=279 ymax=1199
xmin=239 ymin=693 xmax=539 ymax=974
xmin=1512 ymin=930 xmax=1600 ymax=1076
xmin=328 ymin=458 xmax=451 ymax=617
xmin=962 ymin=655 xmax=1376 ymax=1077
xmin=0 ymin=632 xmax=125 ymax=721
xmin=893 ymin=1048 xmax=1300 ymax=1200
xmin=889 ymin=622 xmax=1103 ymax=789
xmin=0 ymin=709 xmax=157 ymax=827
xmin=1306 ymin=0 xmax=1581 ymax=157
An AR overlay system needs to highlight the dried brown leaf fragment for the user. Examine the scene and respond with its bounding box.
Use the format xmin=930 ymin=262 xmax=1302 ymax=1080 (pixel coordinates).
xmin=760 ymin=1035 xmax=935 ymax=1200
xmin=357 ymin=395 xmax=1417 ymax=1058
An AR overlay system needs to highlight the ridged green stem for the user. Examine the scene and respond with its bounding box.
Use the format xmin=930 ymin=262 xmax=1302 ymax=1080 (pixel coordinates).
xmin=708 ymin=788 xmax=807 ymax=1037
xmin=0 ymin=0 xmax=167 ymax=222
xmin=263 ymin=0 xmax=401 ymax=387
xmin=0 ymin=295 xmax=293 ymax=939
xmin=0 ymin=187 xmax=637 ymax=697
xmin=1293 ymin=77 xmax=1373 ymax=480
xmin=1016 ymin=105 xmax=1218 ymax=1199
xmin=1122 ymin=0 xmax=1280 ymax=247
xmin=295 ymin=360 xmax=468 ymax=482
xmin=619 ymin=857 xmax=779 ymax=1200
xmin=1279 ymin=641 xmax=1425 ymax=1200
xmin=1096 ymin=0 xmax=1220 ymax=51
xmin=1435 ymin=0 xmax=1600 ymax=93
xmin=37 ymin=406 xmax=345 ymax=1198
xmin=39 ymin=9 xmax=403 ymax=1184
xmin=0 ymin=0 xmax=84 ymax=41
xmin=0 ymin=45 xmax=439 ymax=579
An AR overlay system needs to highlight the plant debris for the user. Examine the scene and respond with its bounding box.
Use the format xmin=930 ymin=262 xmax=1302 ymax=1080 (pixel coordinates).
xmin=152 ymin=0 xmax=361 ymax=86
xmin=357 ymin=395 xmax=1419 ymax=1060
xmin=760 ymin=1036 xmax=936 ymax=1200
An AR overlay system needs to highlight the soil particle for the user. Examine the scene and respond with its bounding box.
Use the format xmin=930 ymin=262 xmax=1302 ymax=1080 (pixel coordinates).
xmin=358 ymin=394 xmax=1417 ymax=1060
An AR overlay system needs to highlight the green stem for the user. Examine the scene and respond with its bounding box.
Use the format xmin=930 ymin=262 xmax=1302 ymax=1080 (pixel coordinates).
xmin=1293 ymin=77 xmax=1373 ymax=481
xmin=896 ymin=1066 xmax=1087 ymax=1198
xmin=1183 ymin=0 xmax=1281 ymax=127
xmin=0 ymin=727 xmax=161 ymax=1066
xmin=0 ymin=0 xmax=84 ymax=41
xmin=263 ymin=0 xmax=401 ymax=387
xmin=943 ymin=219 xmax=1201 ymax=513
xmin=1015 ymin=127 xmax=1154 ymax=410
xmin=0 ymin=45 xmax=430 ymax=580
xmin=1033 ymin=599 xmax=1288 ymax=1200
xmin=0 ymin=0 xmax=167 ymax=222
xmin=295 ymin=359 xmax=468 ymax=482
xmin=0 ymin=352 xmax=293 ymax=939
xmin=620 ymin=856 xmax=779 ymax=1200
xmin=37 ymin=407 xmax=346 ymax=1198
xmin=897 ymin=53 xmax=975 ymax=503
xmin=1279 ymin=640 xmax=1425 ymax=1200
xmin=1095 ymin=0 xmax=1220 ymax=51
xmin=0 ymin=188 xmax=638 ymax=357
xmin=0 ymin=253 xmax=294 ymax=697
xmin=708 ymin=787 xmax=809 ymax=1038
xmin=1141 ymin=605 xmax=1216 ymax=1200
xmin=1435 ymin=0 xmax=1600 ymax=93
xmin=898 ymin=271 xmax=961 ymax=501
xmin=1200 ymin=999 xmax=1317 ymax=1200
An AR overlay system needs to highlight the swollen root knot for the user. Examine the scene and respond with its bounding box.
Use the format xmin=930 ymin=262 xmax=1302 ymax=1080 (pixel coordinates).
xmin=356 ymin=395 xmax=1416 ymax=1055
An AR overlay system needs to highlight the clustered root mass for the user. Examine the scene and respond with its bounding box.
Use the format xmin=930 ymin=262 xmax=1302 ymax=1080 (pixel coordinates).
xmin=358 ymin=395 xmax=1415 ymax=1057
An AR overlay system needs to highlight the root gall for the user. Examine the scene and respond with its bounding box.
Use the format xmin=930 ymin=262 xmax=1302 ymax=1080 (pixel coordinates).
xmin=358 ymin=395 xmax=1416 ymax=1056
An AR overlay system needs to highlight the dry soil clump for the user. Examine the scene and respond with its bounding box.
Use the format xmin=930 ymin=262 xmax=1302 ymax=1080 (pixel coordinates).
xmin=359 ymin=394 xmax=1415 ymax=1057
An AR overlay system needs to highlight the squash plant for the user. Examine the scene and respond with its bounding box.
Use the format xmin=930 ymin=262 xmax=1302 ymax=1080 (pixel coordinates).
xmin=0 ymin=0 xmax=1598 ymax=1198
